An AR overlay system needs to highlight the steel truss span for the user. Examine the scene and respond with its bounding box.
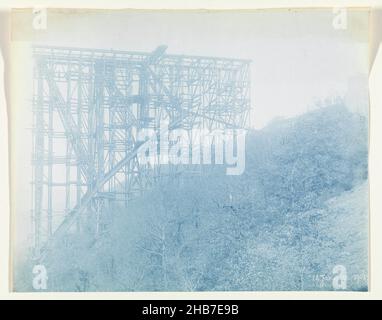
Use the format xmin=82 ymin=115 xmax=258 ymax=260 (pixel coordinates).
xmin=31 ymin=45 xmax=251 ymax=259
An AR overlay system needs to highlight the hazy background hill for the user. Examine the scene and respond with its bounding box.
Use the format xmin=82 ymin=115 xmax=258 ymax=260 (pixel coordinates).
xmin=15 ymin=102 xmax=369 ymax=291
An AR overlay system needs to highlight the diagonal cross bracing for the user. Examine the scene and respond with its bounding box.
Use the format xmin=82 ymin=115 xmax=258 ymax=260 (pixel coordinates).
xmin=40 ymin=61 xmax=94 ymax=182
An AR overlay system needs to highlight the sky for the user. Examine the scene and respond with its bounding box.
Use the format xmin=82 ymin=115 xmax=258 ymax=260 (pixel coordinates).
xmin=12 ymin=8 xmax=370 ymax=128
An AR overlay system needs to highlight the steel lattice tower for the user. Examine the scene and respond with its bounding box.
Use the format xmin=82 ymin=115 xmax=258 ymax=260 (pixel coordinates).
xmin=31 ymin=45 xmax=251 ymax=259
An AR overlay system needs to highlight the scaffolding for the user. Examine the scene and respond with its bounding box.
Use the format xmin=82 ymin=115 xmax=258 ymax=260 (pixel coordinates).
xmin=31 ymin=45 xmax=251 ymax=259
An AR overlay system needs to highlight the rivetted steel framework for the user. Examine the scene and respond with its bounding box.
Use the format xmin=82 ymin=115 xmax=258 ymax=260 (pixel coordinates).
xmin=31 ymin=45 xmax=251 ymax=259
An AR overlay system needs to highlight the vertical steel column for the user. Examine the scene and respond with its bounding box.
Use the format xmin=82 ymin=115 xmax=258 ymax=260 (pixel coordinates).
xmin=76 ymin=60 xmax=83 ymax=232
xmin=33 ymin=59 xmax=45 ymax=253
xmin=93 ymin=59 xmax=106 ymax=234
xmin=47 ymin=78 xmax=53 ymax=237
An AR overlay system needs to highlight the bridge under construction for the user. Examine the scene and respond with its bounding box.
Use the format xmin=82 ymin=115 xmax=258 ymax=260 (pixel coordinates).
xmin=31 ymin=45 xmax=251 ymax=259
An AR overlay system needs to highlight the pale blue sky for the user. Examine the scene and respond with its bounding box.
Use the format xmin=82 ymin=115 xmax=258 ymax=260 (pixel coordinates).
xmin=17 ymin=8 xmax=370 ymax=128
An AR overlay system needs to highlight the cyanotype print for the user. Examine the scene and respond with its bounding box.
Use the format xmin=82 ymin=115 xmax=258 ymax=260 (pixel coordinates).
xmin=11 ymin=9 xmax=369 ymax=291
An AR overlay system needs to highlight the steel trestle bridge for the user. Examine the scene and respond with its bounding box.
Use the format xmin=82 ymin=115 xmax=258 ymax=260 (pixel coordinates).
xmin=31 ymin=45 xmax=251 ymax=259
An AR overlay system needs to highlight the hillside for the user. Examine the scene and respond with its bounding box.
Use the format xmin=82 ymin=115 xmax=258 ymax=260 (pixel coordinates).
xmin=15 ymin=103 xmax=369 ymax=291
